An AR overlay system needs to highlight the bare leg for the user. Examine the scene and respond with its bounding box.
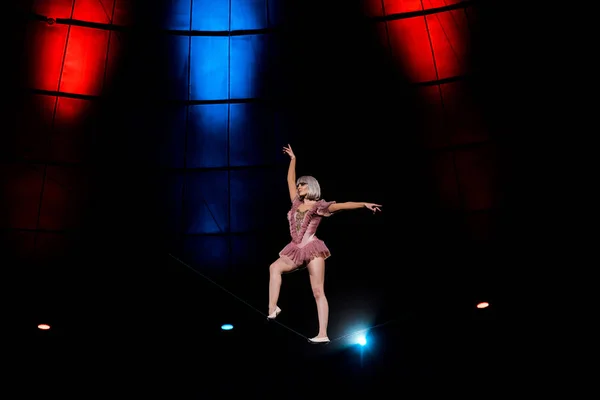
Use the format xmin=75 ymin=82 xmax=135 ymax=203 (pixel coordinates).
xmin=307 ymin=257 xmax=328 ymax=338
xmin=268 ymin=257 xmax=297 ymax=314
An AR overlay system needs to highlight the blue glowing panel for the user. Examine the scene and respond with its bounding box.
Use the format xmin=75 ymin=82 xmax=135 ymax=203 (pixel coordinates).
xmin=161 ymin=35 xmax=190 ymax=100
xmin=159 ymin=0 xmax=191 ymax=30
xmin=184 ymin=171 xmax=229 ymax=234
xmin=229 ymin=103 xmax=274 ymax=167
xmin=231 ymin=0 xmax=267 ymax=30
xmin=157 ymin=173 xmax=184 ymax=235
xmin=192 ymin=0 xmax=229 ymax=31
xmin=182 ymin=235 xmax=229 ymax=269
xmin=230 ymin=169 xmax=283 ymax=232
xmin=230 ymin=34 xmax=268 ymax=99
xmin=190 ymin=37 xmax=229 ymax=101
xmin=187 ymin=104 xmax=228 ymax=168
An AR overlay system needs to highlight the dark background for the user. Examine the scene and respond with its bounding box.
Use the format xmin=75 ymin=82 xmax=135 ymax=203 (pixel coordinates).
xmin=4 ymin=0 xmax=556 ymax=397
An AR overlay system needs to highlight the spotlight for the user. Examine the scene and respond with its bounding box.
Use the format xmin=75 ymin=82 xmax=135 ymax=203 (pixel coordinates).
xmin=355 ymin=334 xmax=367 ymax=346
xmin=221 ymin=324 xmax=233 ymax=331
xmin=476 ymin=302 xmax=490 ymax=309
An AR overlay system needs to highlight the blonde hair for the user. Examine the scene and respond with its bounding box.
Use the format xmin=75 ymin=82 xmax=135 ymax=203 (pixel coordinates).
xmin=296 ymin=175 xmax=321 ymax=201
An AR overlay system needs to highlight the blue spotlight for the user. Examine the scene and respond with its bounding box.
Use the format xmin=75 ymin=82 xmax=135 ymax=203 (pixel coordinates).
xmin=356 ymin=335 xmax=367 ymax=346
xmin=221 ymin=324 xmax=233 ymax=331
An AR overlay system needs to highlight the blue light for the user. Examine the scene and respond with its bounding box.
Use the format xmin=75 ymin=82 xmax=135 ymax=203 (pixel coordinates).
xmin=190 ymin=37 xmax=229 ymax=101
xmin=231 ymin=0 xmax=268 ymax=30
xmin=221 ymin=324 xmax=234 ymax=330
xmin=355 ymin=334 xmax=367 ymax=346
xmin=230 ymin=35 xmax=268 ymax=99
xmin=160 ymin=0 xmax=274 ymax=265
xmin=184 ymin=170 xmax=229 ymax=234
xmin=193 ymin=0 xmax=230 ymax=31
xmin=188 ymin=104 xmax=229 ymax=168
xmin=229 ymin=103 xmax=271 ymax=167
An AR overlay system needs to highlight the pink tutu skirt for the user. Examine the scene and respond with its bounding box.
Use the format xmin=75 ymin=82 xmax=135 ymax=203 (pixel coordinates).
xmin=279 ymin=238 xmax=331 ymax=267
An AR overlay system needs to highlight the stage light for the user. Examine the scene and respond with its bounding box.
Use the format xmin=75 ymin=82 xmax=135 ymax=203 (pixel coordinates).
xmin=38 ymin=324 xmax=51 ymax=330
xmin=356 ymin=335 xmax=367 ymax=346
xmin=476 ymin=302 xmax=490 ymax=309
xmin=221 ymin=324 xmax=233 ymax=330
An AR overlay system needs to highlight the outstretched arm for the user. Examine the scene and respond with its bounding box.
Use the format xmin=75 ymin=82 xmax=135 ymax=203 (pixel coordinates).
xmin=283 ymin=144 xmax=296 ymax=202
xmin=328 ymin=202 xmax=382 ymax=213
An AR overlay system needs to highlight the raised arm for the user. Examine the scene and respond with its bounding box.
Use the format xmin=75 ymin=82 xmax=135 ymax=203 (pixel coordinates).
xmin=283 ymin=144 xmax=297 ymax=202
xmin=328 ymin=202 xmax=382 ymax=213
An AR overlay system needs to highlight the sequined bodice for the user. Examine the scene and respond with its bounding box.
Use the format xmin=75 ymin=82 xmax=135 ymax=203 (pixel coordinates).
xmin=287 ymin=198 xmax=335 ymax=244
xmin=295 ymin=209 xmax=308 ymax=233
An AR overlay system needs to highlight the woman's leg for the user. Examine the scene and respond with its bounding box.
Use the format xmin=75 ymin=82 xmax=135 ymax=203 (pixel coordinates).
xmin=307 ymin=257 xmax=328 ymax=338
xmin=268 ymin=257 xmax=297 ymax=314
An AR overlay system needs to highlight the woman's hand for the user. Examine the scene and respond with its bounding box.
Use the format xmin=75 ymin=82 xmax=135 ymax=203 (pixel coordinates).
xmin=364 ymin=203 xmax=382 ymax=213
xmin=283 ymin=144 xmax=295 ymax=160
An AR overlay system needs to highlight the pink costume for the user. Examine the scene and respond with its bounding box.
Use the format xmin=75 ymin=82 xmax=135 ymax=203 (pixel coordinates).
xmin=279 ymin=196 xmax=336 ymax=267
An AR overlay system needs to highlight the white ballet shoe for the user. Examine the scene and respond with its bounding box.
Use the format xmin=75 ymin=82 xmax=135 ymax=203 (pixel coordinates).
xmin=267 ymin=306 xmax=281 ymax=320
xmin=308 ymin=336 xmax=330 ymax=344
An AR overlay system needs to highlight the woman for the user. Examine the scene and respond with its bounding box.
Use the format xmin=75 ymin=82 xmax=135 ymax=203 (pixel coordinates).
xmin=268 ymin=144 xmax=382 ymax=344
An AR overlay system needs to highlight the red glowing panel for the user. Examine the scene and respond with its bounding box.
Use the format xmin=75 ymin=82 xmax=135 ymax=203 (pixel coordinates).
xmin=32 ymin=0 xmax=74 ymax=19
xmin=455 ymin=145 xmax=501 ymax=211
xmin=59 ymin=26 xmax=110 ymax=96
xmin=12 ymin=94 xmax=56 ymax=160
xmin=384 ymin=0 xmax=423 ymax=14
xmin=426 ymin=10 xmax=470 ymax=80
xmin=24 ymin=22 xmax=69 ymax=91
xmin=387 ymin=16 xmax=437 ymax=83
xmin=73 ymin=0 xmax=115 ymax=23
xmin=429 ymin=151 xmax=460 ymax=210
xmin=440 ymin=81 xmax=488 ymax=146
xmin=51 ymin=98 xmax=96 ymax=163
xmin=38 ymin=166 xmax=88 ymax=231
xmin=0 ymin=164 xmax=45 ymax=230
xmin=383 ymin=0 xmax=466 ymax=14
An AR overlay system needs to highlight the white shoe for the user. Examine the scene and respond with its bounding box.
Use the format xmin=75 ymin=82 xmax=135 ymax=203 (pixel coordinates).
xmin=308 ymin=336 xmax=330 ymax=344
xmin=267 ymin=306 xmax=281 ymax=320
